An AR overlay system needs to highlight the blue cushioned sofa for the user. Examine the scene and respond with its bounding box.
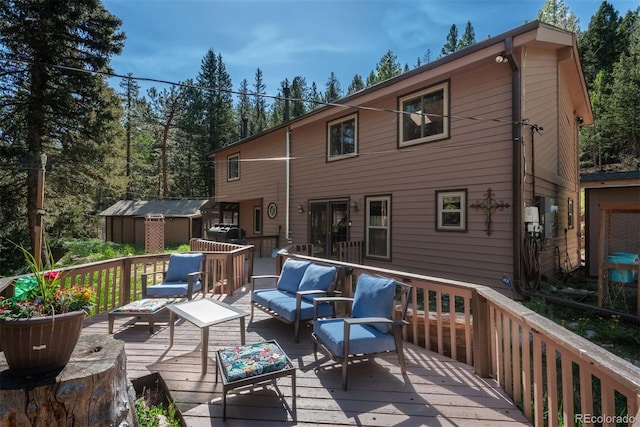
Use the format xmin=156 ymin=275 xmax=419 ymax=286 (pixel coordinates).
xmin=250 ymin=258 xmax=341 ymax=342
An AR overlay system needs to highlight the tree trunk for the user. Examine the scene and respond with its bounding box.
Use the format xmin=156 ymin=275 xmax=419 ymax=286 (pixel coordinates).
xmin=0 ymin=334 xmax=137 ymax=427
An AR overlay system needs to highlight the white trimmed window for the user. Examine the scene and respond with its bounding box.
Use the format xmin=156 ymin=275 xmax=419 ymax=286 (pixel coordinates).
xmin=437 ymin=190 xmax=466 ymax=231
xmin=399 ymin=81 xmax=449 ymax=147
xmin=227 ymin=153 xmax=239 ymax=181
xmin=365 ymin=195 xmax=391 ymax=259
xmin=327 ymin=114 xmax=357 ymax=160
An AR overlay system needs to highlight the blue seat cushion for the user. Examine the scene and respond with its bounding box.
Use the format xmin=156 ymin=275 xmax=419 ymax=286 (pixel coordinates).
xmin=276 ymin=259 xmax=311 ymax=294
xmin=270 ymin=296 xmax=334 ymax=322
xmin=252 ymin=289 xmax=333 ymax=322
xmin=314 ymin=318 xmax=397 ymax=356
xmin=146 ymin=280 xmax=202 ymax=297
xmin=352 ymin=273 xmax=396 ymax=333
xmin=164 ymin=253 xmax=203 ymax=282
xmin=298 ymin=264 xmax=336 ymax=300
xmin=251 ymin=289 xmax=292 ymax=310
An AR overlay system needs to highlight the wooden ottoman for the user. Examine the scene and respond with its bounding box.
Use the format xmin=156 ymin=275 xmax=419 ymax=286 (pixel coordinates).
xmin=108 ymin=298 xmax=170 ymax=334
xmin=215 ymin=340 xmax=296 ymax=420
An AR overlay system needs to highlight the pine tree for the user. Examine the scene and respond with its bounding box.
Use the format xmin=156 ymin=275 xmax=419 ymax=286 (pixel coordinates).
xmin=250 ymin=68 xmax=268 ymax=135
xmin=578 ymin=1 xmax=621 ymax=87
xmin=441 ymin=24 xmax=459 ymax=56
xmin=347 ymin=74 xmax=365 ymax=95
xmin=324 ymin=72 xmax=342 ymax=103
xmin=307 ymin=82 xmax=322 ymax=111
xmin=0 ymin=0 xmax=125 ymax=261
xmin=236 ymin=79 xmax=251 ymax=137
xmin=290 ymin=76 xmax=308 ymax=118
xmin=608 ymin=15 xmax=640 ymax=163
xmin=458 ymin=21 xmax=476 ymax=49
xmin=536 ymin=0 xmax=580 ymax=32
xmin=368 ymin=50 xmax=402 ymax=86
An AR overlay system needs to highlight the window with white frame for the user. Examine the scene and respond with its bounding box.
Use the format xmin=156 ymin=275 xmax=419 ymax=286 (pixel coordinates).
xmin=366 ymin=195 xmax=391 ymax=259
xmin=253 ymin=206 xmax=262 ymax=234
xmin=399 ymin=81 xmax=449 ymax=147
xmin=436 ymin=190 xmax=466 ymax=231
xmin=227 ymin=153 xmax=239 ymax=181
xmin=327 ymin=114 xmax=357 ymax=160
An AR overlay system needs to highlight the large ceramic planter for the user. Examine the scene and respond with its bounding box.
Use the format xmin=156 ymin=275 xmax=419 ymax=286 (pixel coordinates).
xmin=0 ymin=310 xmax=85 ymax=375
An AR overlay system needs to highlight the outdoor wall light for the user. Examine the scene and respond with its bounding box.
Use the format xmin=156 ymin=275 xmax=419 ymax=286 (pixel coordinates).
xmin=350 ymin=200 xmax=358 ymax=211
xmin=297 ymin=204 xmax=304 ymax=213
xmin=495 ymin=54 xmax=508 ymax=64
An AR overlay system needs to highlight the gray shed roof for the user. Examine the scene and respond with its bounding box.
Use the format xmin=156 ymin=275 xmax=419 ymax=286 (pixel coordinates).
xmin=98 ymin=199 xmax=209 ymax=218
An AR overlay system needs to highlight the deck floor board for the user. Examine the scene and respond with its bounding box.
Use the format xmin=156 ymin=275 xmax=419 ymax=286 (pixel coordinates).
xmin=82 ymin=259 xmax=531 ymax=426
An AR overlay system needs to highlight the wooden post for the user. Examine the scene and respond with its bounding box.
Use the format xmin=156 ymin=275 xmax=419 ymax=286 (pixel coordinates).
xmin=472 ymin=291 xmax=492 ymax=377
xmin=34 ymin=154 xmax=47 ymax=270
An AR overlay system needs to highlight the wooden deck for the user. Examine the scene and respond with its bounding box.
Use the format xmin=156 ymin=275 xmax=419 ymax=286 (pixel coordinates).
xmin=82 ymin=258 xmax=531 ymax=426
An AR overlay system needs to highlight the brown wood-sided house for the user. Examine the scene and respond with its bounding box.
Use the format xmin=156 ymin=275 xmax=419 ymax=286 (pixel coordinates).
xmin=208 ymin=21 xmax=593 ymax=293
xmin=99 ymin=199 xmax=208 ymax=246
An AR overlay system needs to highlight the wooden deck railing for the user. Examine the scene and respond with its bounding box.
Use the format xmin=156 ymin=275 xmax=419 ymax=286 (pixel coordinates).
xmin=276 ymin=253 xmax=640 ymax=427
xmin=1 ymin=249 xmax=638 ymax=425
xmin=0 ymin=240 xmax=254 ymax=312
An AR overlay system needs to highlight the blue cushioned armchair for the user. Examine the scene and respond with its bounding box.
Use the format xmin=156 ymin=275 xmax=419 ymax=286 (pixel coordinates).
xmin=141 ymin=252 xmax=204 ymax=300
xmin=311 ymin=273 xmax=412 ymax=390
xmin=250 ymin=258 xmax=341 ymax=342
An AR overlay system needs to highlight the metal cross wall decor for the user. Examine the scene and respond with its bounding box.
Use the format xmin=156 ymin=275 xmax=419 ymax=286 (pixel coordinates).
xmin=470 ymin=188 xmax=511 ymax=236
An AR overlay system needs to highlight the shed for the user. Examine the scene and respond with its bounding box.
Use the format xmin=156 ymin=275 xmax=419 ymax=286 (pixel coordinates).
xmin=99 ymin=200 xmax=209 ymax=246
xmin=581 ymin=171 xmax=640 ymax=277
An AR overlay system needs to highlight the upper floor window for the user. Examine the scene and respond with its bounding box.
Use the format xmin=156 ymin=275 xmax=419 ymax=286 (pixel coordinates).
xmin=327 ymin=114 xmax=357 ymax=161
xmin=399 ymin=81 xmax=449 ymax=147
xmin=436 ymin=190 xmax=466 ymax=231
xmin=227 ymin=153 xmax=239 ymax=181
xmin=365 ymin=195 xmax=391 ymax=260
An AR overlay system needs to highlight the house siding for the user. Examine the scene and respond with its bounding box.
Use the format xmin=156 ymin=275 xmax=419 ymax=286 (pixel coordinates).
xmin=520 ymin=46 xmax=582 ymax=280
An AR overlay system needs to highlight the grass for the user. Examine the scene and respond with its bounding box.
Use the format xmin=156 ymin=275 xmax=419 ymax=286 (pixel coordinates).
xmin=56 ymin=239 xmax=190 ymax=266
xmin=523 ymin=277 xmax=640 ymax=365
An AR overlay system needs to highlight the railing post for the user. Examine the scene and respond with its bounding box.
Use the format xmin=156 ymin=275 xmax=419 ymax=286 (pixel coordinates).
xmin=122 ymin=257 xmax=132 ymax=305
xmin=246 ymin=248 xmax=254 ymax=282
xmin=473 ymin=290 xmax=492 ymax=377
xmin=225 ymin=252 xmax=234 ymax=295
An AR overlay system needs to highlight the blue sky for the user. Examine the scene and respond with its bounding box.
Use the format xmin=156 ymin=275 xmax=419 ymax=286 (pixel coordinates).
xmin=102 ymin=0 xmax=637 ymax=98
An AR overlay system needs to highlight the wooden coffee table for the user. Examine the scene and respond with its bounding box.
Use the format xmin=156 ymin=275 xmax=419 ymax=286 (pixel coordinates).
xmin=167 ymin=298 xmax=249 ymax=374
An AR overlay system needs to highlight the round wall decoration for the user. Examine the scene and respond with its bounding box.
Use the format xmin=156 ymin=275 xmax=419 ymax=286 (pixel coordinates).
xmin=267 ymin=202 xmax=277 ymax=219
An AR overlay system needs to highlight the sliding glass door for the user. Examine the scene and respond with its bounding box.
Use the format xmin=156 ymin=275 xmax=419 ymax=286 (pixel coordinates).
xmin=309 ymin=200 xmax=348 ymax=259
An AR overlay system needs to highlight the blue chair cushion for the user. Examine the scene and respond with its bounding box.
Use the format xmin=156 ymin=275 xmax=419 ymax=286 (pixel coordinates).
xmin=252 ymin=289 xmax=333 ymax=322
xmin=352 ymin=273 xmax=396 ymax=333
xmin=164 ymin=253 xmax=203 ymax=282
xmin=298 ymin=264 xmax=336 ymax=300
xmin=251 ymin=289 xmax=291 ymax=310
xmin=270 ymin=296 xmax=334 ymax=322
xmin=146 ymin=280 xmax=202 ymax=297
xmin=276 ymin=259 xmax=311 ymax=294
xmin=313 ymin=318 xmax=397 ymax=356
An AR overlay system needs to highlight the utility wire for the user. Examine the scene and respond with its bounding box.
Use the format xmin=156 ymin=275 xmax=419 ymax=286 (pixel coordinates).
xmin=4 ymin=58 xmax=541 ymax=129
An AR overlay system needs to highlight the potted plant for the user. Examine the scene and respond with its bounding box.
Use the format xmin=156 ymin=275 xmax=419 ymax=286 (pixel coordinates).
xmin=0 ymin=245 xmax=95 ymax=375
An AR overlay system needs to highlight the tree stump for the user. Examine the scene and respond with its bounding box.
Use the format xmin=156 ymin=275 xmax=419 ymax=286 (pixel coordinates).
xmin=0 ymin=334 xmax=137 ymax=427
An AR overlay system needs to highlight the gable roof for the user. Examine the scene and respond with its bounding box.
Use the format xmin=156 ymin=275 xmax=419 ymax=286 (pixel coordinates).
xmin=98 ymin=199 xmax=209 ymax=218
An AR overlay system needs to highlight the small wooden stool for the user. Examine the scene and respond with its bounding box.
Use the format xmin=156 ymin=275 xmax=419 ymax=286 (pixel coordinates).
xmin=108 ymin=298 xmax=170 ymax=334
xmin=215 ymin=340 xmax=296 ymax=420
